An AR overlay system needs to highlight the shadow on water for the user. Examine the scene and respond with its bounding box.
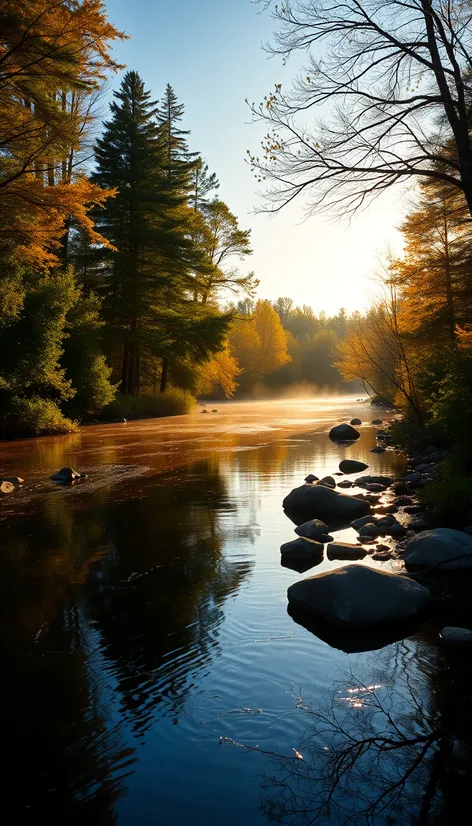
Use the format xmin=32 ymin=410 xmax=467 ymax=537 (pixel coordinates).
xmin=0 ymin=459 xmax=253 ymax=822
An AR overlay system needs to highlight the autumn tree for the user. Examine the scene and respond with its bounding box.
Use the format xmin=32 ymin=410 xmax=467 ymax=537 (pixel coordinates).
xmin=228 ymin=300 xmax=291 ymax=391
xmin=391 ymin=184 xmax=472 ymax=344
xmin=337 ymin=288 xmax=424 ymax=422
xmin=251 ymin=1 xmax=472 ymax=219
xmin=0 ymin=0 xmax=125 ymax=267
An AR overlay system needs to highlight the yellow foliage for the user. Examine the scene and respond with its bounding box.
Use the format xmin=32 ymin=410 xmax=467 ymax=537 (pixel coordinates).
xmin=196 ymin=346 xmax=241 ymax=398
xmin=228 ymin=300 xmax=291 ymax=388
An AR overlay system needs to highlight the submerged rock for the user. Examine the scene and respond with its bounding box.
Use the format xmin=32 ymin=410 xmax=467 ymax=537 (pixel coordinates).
xmin=370 ymin=446 xmax=385 ymax=453
xmin=355 ymin=475 xmax=393 ymax=487
xmin=287 ymin=565 xmax=432 ymax=628
xmin=339 ymin=459 xmax=368 ymax=474
xmin=329 ymin=423 xmax=360 ymax=441
xmin=404 ymin=528 xmax=472 ymax=572
xmin=283 ymin=484 xmax=370 ymax=524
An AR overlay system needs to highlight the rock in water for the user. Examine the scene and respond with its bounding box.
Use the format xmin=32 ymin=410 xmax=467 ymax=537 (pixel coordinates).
xmin=0 ymin=481 xmax=15 ymax=495
xmin=280 ymin=538 xmax=324 ymax=559
xmin=339 ymin=459 xmax=368 ymax=474
xmin=1 ymin=476 xmax=24 ymax=486
xmin=327 ymin=543 xmax=367 ymax=561
xmin=440 ymin=627 xmax=472 ymax=648
xmin=403 ymin=528 xmax=472 ymax=571
xmin=317 ymin=476 xmax=336 ymax=489
xmin=337 ymin=480 xmax=353 ymax=488
xmin=283 ymin=484 xmax=370 ymax=524
xmin=350 ymin=418 xmax=362 ymax=425
xmin=287 ymin=565 xmax=432 ymax=628
xmin=294 ymin=519 xmax=329 ymax=540
xmin=370 ymin=446 xmax=385 ymax=453
xmin=304 ymin=474 xmax=319 ymax=484
xmin=50 ymin=467 xmax=82 ymax=484
xmin=372 ymin=418 xmax=383 ymax=424
xmin=329 ymin=423 xmax=360 ymax=441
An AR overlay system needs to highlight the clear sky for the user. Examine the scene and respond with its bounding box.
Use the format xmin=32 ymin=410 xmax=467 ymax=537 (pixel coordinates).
xmin=104 ymin=0 xmax=406 ymax=315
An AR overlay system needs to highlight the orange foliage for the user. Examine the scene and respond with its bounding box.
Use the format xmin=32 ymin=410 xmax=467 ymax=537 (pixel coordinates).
xmin=0 ymin=1 xmax=126 ymax=266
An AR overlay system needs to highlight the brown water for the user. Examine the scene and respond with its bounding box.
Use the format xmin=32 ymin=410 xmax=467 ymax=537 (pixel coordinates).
xmin=0 ymin=397 xmax=470 ymax=825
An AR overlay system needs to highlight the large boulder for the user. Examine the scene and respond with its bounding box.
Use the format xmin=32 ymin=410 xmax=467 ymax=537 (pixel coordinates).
xmin=403 ymin=528 xmax=472 ymax=572
xmin=339 ymin=459 xmax=368 ymax=474
xmin=329 ymin=423 xmax=360 ymax=441
xmin=283 ymin=484 xmax=370 ymax=525
xmin=287 ymin=565 xmax=432 ymax=628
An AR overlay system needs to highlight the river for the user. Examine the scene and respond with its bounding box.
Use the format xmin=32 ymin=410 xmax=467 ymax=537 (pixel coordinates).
xmin=0 ymin=397 xmax=470 ymax=825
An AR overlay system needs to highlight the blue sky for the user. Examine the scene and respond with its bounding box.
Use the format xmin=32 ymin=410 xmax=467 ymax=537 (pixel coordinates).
xmin=104 ymin=0 xmax=405 ymax=314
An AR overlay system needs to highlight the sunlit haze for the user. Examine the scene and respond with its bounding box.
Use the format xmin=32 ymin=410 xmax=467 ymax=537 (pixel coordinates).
xmin=105 ymin=0 xmax=406 ymax=315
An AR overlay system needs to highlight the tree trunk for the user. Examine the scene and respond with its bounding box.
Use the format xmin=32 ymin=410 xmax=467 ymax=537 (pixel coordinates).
xmin=442 ymin=202 xmax=456 ymax=342
xmin=121 ymin=342 xmax=129 ymax=395
xmin=160 ymin=358 xmax=169 ymax=393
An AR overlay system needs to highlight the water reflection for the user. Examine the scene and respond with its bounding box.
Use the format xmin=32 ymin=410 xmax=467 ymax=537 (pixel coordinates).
xmin=0 ymin=459 xmax=252 ymax=820
xmin=1 ymin=399 xmax=469 ymax=826
xmin=228 ymin=647 xmax=472 ymax=825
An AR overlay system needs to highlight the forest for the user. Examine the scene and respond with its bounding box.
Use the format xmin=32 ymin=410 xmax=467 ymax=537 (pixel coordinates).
xmin=2 ymin=0 xmax=472 ymax=488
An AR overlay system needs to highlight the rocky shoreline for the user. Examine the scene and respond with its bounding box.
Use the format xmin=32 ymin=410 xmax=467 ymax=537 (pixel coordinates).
xmin=281 ymin=413 xmax=472 ymax=652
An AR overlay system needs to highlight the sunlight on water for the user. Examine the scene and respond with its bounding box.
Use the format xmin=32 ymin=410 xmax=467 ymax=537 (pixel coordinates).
xmin=0 ymin=397 xmax=469 ymax=826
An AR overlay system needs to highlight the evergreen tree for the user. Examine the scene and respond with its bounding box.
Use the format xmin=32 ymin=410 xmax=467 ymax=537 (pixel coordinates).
xmin=93 ymin=73 xmax=230 ymax=395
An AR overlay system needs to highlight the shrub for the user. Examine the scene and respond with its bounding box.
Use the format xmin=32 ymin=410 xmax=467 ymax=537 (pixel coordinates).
xmin=420 ymin=473 xmax=472 ymax=527
xmin=102 ymin=388 xmax=196 ymax=420
xmin=1 ymin=396 xmax=76 ymax=438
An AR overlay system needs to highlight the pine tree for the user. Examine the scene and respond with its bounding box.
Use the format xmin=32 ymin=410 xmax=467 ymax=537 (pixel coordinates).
xmin=93 ymin=73 xmax=230 ymax=395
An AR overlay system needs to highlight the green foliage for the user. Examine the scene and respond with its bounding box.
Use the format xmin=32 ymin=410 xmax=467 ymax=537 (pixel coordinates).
xmin=420 ymin=474 xmax=472 ymax=527
xmin=0 ymin=267 xmax=78 ymax=403
xmin=62 ymin=292 xmax=116 ymax=417
xmin=103 ymin=389 xmax=195 ymax=420
xmin=1 ymin=396 xmax=76 ymax=438
xmin=420 ymin=347 xmax=472 ymax=455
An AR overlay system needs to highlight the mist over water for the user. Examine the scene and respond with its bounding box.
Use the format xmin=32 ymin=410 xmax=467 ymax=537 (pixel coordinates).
xmin=0 ymin=397 xmax=469 ymax=825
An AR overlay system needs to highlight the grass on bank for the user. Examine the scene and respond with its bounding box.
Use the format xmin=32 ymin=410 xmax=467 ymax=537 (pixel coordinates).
xmin=101 ymin=388 xmax=196 ymax=421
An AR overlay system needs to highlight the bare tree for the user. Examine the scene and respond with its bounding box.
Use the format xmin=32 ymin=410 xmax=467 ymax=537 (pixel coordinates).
xmin=249 ymin=1 xmax=472 ymax=218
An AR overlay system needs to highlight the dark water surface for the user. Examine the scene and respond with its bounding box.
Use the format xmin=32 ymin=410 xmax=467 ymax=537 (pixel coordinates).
xmin=1 ymin=398 xmax=470 ymax=825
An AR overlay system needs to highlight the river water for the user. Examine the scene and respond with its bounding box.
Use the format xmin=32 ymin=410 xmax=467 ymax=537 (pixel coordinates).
xmin=0 ymin=397 xmax=470 ymax=825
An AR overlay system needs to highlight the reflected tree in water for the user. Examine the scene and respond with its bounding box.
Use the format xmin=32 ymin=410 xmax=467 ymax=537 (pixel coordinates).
xmin=223 ymin=654 xmax=471 ymax=826
xmin=0 ymin=459 xmax=254 ymax=821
